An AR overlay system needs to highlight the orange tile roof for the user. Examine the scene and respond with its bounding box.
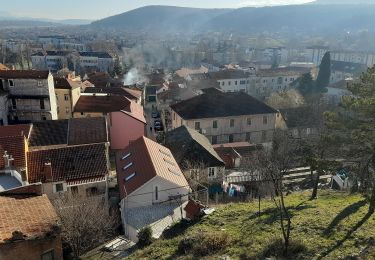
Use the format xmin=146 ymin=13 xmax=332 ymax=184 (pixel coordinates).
xmin=0 ymin=64 xmax=9 ymax=70
xmin=116 ymin=136 xmax=189 ymax=198
xmin=122 ymin=100 xmax=146 ymax=124
xmin=0 ymin=194 xmax=59 ymax=243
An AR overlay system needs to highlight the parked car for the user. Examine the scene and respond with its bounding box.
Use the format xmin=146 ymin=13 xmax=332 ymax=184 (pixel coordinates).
xmin=154 ymin=120 xmax=163 ymax=131
xmin=151 ymin=111 xmax=160 ymax=118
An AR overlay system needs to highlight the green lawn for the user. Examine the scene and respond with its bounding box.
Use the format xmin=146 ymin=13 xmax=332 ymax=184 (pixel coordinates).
xmin=128 ymin=190 xmax=375 ymax=259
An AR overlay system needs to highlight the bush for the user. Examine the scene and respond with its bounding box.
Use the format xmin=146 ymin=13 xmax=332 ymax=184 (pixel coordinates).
xmin=177 ymin=231 xmax=229 ymax=256
xmin=137 ymin=226 xmax=153 ymax=248
xmin=259 ymin=238 xmax=307 ymax=259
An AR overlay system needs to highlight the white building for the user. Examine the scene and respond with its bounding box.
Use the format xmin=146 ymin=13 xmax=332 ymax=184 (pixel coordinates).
xmin=116 ymin=136 xmax=190 ymax=242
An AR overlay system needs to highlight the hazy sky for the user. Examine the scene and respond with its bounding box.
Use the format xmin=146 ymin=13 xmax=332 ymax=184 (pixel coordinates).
xmin=0 ymin=0 xmax=315 ymax=20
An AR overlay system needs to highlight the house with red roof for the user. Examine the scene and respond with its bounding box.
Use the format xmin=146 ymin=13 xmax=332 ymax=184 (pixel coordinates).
xmin=74 ymin=93 xmax=146 ymax=150
xmin=116 ymin=136 xmax=190 ymax=242
xmin=0 ymin=184 xmax=62 ymax=260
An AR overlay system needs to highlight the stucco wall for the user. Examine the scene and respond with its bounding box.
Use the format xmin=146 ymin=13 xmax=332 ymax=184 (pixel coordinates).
xmin=0 ymin=235 xmax=63 ymax=260
xmin=123 ymin=176 xmax=189 ymax=209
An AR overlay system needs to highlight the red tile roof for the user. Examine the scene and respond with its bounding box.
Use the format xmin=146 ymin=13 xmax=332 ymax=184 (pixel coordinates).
xmin=0 ymin=64 xmax=9 ymax=70
xmin=0 ymin=124 xmax=31 ymax=138
xmin=27 ymin=143 xmax=108 ymax=184
xmin=0 ymin=70 xmax=49 ymax=79
xmin=122 ymin=101 xmax=146 ymax=124
xmin=0 ymin=135 xmax=26 ymax=169
xmin=74 ymin=95 xmax=131 ymax=113
xmin=116 ymin=136 xmax=189 ymax=198
xmin=0 ymin=194 xmax=60 ymax=243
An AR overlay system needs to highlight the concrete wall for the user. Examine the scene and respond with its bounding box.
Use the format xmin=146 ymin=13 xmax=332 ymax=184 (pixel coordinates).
xmin=108 ymin=112 xmax=145 ymax=150
xmin=0 ymin=235 xmax=62 ymax=260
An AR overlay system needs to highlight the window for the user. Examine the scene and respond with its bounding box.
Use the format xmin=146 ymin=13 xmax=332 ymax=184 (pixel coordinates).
xmin=195 ymin=121 xmax=200 ymax=130
xmin=11 ymin=98 xmax=16 ymax=109
xmin=213 ymin=120 xmax=218 ymax=129
xmin=306 ymin=128 xmax=311 ymax=135
xmin=246 ymin=132 xmax=251 ymax=141
xmin=42 ymin=116 xmax=47 ymax=121
xmin=222 ymin=81 xmax=225 ymax=86
xmin=65 ymin=107 xmax=70 ymax=114
xmin=154 ymin=186 xmax=159 ymax=201
xmin=208 ymin=167 xmax=216 ymax=178
xmin=81 ymin=112 xmax=84 ymax=116
xmin=228 ymin=81 xmax=231 ymax=86
xmin=262 ymin=131 xmax=267 ymax=142
xmin=40 ymin=99 xmax=45 ymax=110
xmin=37 ymin=81 xmax=43 ymax=87
xmin=263 ymin=116 xmax=268 ymax=125
xmin=173 ymin=113 xmax=176 ymax=120
xmin=41 ymin=249 xmax=54 ymax=260
xmin=247 ymin=118 xmax=252 ymax=126
xmin=229 ymin=134 xmax=234 ymax=143
xmin=122 ymin=152 xmax=131 ymax=160
xmin=9 ymin=80 xmax=14 ymax=87
xmin=230 ymin=119 xmax=234 ymax=127
xmin=235 ymin=81 xmax=238 ymax=85
xmin=123 ymin=162 xmax=133 ymax=170
xmin=125 ymin=172 xmax=136 ymax=181
xmin=277 ymin=77 xmax=283 ymax=84
xmin=240 ymin=80 xmax=246 ymax=85
xmin=211 ymin=136 xmax=217 ymax=144
xmin=55 ymin=183 xmax=63 ymax=193
xmin=70 ymin=186 xmax=78 ymax=195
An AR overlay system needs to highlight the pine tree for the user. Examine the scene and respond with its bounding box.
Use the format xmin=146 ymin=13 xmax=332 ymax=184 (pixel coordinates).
xmin=316 ymin=51 xmax=331 ymax=92
xmin=326 ymin=66 xmax=375 ymax=214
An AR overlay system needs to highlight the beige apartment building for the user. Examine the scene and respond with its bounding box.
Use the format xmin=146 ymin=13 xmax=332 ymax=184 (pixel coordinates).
xmin=170 ymin=88 xmax=279 ymax=145
xmin=54 ymin=77 xmax=81 ymax=119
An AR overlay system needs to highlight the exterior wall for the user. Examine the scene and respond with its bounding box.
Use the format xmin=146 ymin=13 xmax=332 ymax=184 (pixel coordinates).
xmin=73 ymin=111 xmax=104 ymax=118
xmin=108 ymin=112 xmax=145 ymax=150
xmin=123 ymin=176 xmax=189 ymax=208
xmin=55 ymin=86 xmax=80 ymax=120
xmin=4 ymin=75 xmax=57 ymax=122
xmin=42 ymin=180 xmax=107 ymax=200
xmin=0 ymin=95 xmax=8 ymax=125
xmin=171 ymin=111 xmax=277 ymax=144
xmin=217 ymin=78 xmax=250 ymax=92
xmin=0 ymin=235 xmax=62 ymax=260
xmin=55 ymin=89 xmax=72 ymax=119
xmin=252 ymin=74 xmax=301 ymax=96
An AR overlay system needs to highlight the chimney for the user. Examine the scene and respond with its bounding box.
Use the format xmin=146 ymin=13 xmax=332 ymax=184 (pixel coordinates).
xmin=44 ymin=161 xmax=53 ymax=182
xmin=3 ymin=151 xmax=14 ymax=168
xmin=3 ymin=151 xmax=9 ymax=168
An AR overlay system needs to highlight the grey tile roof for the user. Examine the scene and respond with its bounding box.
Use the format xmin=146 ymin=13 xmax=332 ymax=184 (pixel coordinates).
xmin=165 ymin=125 xmax=224 ymax=168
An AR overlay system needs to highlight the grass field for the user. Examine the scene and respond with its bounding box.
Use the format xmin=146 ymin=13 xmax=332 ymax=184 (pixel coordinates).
xmin=129 ymin=190 xmax=375 ymax=259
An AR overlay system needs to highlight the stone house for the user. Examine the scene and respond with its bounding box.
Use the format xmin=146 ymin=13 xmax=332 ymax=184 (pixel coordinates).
xmin=170 ymin=88 xmax=279 ymax=145
xmin=0 ymin=70 xmax=58 ymax=123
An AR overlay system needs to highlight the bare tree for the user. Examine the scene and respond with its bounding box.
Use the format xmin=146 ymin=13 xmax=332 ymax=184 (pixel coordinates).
xmin=53 ymin=194 xmax=119 ymax=259
xmin=251 ymin=131 xmax=299 ymax=255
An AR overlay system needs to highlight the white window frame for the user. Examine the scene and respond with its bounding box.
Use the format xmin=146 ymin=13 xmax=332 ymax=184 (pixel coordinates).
xmin=53 ymin=182 xmax=65 ymax=193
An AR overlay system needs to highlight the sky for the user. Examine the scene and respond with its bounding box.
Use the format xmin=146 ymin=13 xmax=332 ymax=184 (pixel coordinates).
xmin=0 ymin=0 xmax=315 ymax=20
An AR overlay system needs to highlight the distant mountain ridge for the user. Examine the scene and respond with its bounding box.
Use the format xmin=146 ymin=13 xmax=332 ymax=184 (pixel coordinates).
xmin=91 ymin=4 xmax=375 ymax=33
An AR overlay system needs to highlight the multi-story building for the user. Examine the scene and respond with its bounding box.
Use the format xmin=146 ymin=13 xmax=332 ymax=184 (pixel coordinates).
xmin=0 ymin=70 xmax=58 ymax=123
xmin=251 ymin=67 xmax=310 ymax=97
xmin=78 ymin=52 xmax=115 ymax=73
xmin=170 ymin=88 xmax=279 ymax=145
xmin=54 ymin=77 xmax=81 ymax=119
xmin=31 ymin=51 xmax=114 ymax=73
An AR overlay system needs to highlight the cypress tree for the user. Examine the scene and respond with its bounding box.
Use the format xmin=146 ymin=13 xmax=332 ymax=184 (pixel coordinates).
xmin=316 ymin=51 xmax=331 ymax=92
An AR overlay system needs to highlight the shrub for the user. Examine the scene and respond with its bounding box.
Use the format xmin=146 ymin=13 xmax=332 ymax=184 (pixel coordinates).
xmin=260 ymin=238 xmax=307 ymax=259
xmin=177 ymin=231 xmax=230 ymax=256
xmin=137 ymin=226 xmax=153 ymax=248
